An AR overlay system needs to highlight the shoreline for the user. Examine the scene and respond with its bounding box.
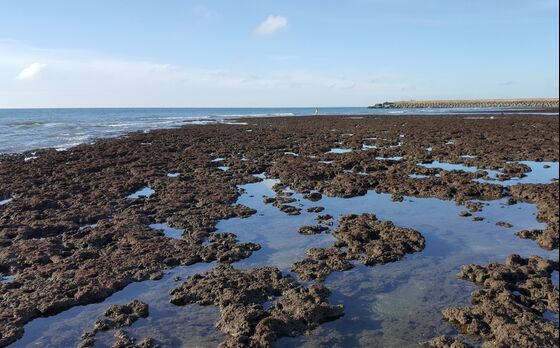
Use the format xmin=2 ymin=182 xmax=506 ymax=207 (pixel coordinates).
xmin=1 ymin=109 xmax=558 ymax=157
xmin=0 ymin=114 xmax=558 ymax=347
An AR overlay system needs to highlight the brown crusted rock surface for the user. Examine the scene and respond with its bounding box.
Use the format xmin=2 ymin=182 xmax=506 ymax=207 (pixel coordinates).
xmin=169 ymin=265 xmax=343 ymax=347
xmin=297 ymin=225 xmax=329 ymax=235
xmin=307 ymin=206 xmax=325 ymax=213
xmin=332 ymin=214 xmax=425 ymax=265
xmin=291 ymin=247 xmax=353 ymax=281
xmin=94 ymin=300 xmax=149 ymax=332
xmin=422 ymin=335 xmax=474 ymax=348
xmin=112 ymin=329 xmax=160 ymax=348
xmin=292 ymin=214 xmax=425 ymax=281
xmin=441 ymin=255 xmax=559 ymax=348
xmin=495 ymin=221 xmax=513 ymax=228
xmin=0 ymin=115 xmax=558 ymax=346
xmin=510 ymin=183 xmax=559 ymax=250
xmin=78 ymin=300 xmax=151 ymax=348
xmin=202 ymin=233 xmax=261 ymax=263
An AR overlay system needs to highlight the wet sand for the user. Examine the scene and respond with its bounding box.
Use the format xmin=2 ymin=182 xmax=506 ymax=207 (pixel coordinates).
xmin=0 ymin=114 xmax=558 ymax=347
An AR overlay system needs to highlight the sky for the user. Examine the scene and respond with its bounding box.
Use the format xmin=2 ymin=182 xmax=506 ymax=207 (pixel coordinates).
xmin=0 ymin=0 xmax=558 ymax=108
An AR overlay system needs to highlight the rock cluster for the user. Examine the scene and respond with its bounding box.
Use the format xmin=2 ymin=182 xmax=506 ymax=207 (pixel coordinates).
xmin=292 ymin=214 xmax=425 ymax=281
xmin=0 ymin=114 xmax=557 ymax=346
xmin=78 ymin=300 xmax=156 ymax=348
xmin=169 ymin=265 xmax=343 ymax=347
xmin=440 ymin=255 xmax=559 ymax=348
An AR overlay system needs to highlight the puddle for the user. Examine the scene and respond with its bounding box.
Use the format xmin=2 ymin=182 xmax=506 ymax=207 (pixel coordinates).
xmin=408 ymin=174 xmax=440 ymax=179
xmin=10 ymin=263 xmax=222 ymax=348
xmin=167 ymin=172 xmax=180 ymax=178
xmin=284 ymin=152 xmax=299 ymax=156
xmin=543 ymin=311 xmax=559 ymax=325
xmin=327 ymin=148 xmax=353 ymax=154
xmin=8 ymin=174 xmax=559 ymax=347
xmin=375 ymin=156 xmax=403 ymax=161
xmin=211 ymin=157 xmax=226 ymax=162
xmin=0 ymin=198 xmax=13 ymax=206
xmin=319 ymin=160 xmax=334 ymax=165
xmin=127 ymin=187 xmax=155 ymax=199
xmin=419 ymin=160 xmax=559 ymax=186
xmin=474 ymin=161 xmax=559 ymax=186
xmin=1 ymin=274 xmax=15 ymax=283
xmin=426 ymin=147 xmax=433 ymax=152
xmin=361 ymin=144 xmax=378 ymax=150
xmin=218 ymin=166 xmax=229 ymax=172
xmin=461 ymin=155 xmax=479 ymax=159
xmin=78 ymin=224 xmax=97 ymax=231
xmin=149 ymin=223 xmax=183 ymax=239
xmin=215 ymin=178 xmax=556 ymax=347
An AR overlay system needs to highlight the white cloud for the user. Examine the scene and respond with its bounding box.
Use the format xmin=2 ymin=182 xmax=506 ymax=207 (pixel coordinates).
xmin=0 ymin=41 xmax=415 ymax=107
xmin=254 ymin=15 xmax=288 ymax=36
xmin=16 ymin=62 xmax=46 ymax=80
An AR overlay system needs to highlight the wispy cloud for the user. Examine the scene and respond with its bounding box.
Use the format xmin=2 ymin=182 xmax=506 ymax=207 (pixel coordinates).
xmin=0 ymin=41 xmax=413 ymax=107
xmin=254 ymin=15 xmax=288 ymax=36
xmin=16 ymin=62 xmax=46 ymax=80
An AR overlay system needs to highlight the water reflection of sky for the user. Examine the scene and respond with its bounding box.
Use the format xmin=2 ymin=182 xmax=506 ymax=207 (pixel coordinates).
xmin=10 ymin=172 xmax=559 ymax=348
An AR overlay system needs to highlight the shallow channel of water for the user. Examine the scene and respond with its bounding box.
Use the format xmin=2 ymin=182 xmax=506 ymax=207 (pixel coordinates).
xmin=9 ymin=170 xmax=560 ymax=348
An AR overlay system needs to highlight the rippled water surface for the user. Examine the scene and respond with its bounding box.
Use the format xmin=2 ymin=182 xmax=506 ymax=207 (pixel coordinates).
xmin=1 ymin=107 xmax=555 ymax=153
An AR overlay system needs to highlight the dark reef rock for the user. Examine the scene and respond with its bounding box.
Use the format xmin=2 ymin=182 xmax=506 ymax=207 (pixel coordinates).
xmin=292 ymin=214 xmax=425 ymax=281
xmin=0 ymin=114 xmax=558 ymax=346
xmin=292 ymin=247 xmax=353 ymax=281
xmin=422 ymin=335 xmax=473 ymax=348
xmin=332 ymin=214 xmax=425 ymax=266
xmin=297 ymin=225 xmax=329 ymax=235
xmin=78 ymin=300 xmax=154 ymax=348
xmin=170 ymin=265 xmax=343 ymax=347
xmin=439 ymin=255 xmax=559 ymax=348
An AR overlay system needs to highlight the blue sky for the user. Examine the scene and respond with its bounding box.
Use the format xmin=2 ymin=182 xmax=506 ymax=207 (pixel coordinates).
xmin=0 ymin=0 xmax=558 ymax=107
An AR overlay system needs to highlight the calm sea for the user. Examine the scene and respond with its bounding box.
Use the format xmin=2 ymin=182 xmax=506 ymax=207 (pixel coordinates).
xmin=0 ymin=107 xmax=553 ymax=154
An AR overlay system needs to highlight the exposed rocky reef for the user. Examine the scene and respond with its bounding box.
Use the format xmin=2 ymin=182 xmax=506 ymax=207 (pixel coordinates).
xmin=439 ymin=255 xmax=559 ymax=348
xmin=292 ymin=214 xmax=425 ymax=281
xmin=0 ymin=114 xmax=558 ymax=346
xmin=169 ymin=265 xmax=344 ymax=347
xmin=510 ymin=183 xmax=559 ymax=250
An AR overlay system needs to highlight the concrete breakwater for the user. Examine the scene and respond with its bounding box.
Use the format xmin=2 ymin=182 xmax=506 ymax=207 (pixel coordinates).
xmin=369 ymin=98 xmax=559 ymax=109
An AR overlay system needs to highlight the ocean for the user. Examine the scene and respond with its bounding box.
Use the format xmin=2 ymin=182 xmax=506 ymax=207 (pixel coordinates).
xmin=0 ymin=107 xmax=555 ymax=154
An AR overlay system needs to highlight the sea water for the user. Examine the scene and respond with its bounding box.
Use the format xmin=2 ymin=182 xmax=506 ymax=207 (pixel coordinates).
xmin=1 ymin=107 xmax=555 ymax=154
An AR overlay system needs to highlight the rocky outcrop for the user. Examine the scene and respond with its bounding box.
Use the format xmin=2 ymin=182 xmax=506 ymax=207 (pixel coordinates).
xmin=291 ymin=214 xmax=425 ymax=281
xmin=438 ymin=255 xmax=559 ymax=348
xmin=169 ymin=265 xmax=344 ymax=347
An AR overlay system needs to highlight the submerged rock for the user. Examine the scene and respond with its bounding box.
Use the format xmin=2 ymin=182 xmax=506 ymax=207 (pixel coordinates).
xmin=78 ymin=300 xmax=152 ymax=348
xmin=422 ymin=335 xmax=473 ymax=348
xmin=496 ymin=221 xmax=513 ymax=228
